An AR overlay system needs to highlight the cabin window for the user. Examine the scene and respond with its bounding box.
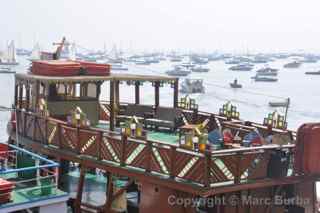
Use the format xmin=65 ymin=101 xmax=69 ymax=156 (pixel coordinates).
xmin=47 ymin=82 xmax=98 ymax=101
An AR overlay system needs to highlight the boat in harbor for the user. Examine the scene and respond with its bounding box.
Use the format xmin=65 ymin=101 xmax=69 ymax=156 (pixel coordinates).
xmin=283 ymin=61 xmax=302 ymax=68
xmin=305 ymin=70 xmax=320 ymax=75
xmin=180 ymin=62 xmax=196 ymax=69
xmin=225 ymin=58 xmax=241 ymax=64
xmin=109 ymin=62 xmax=129 ymax=71
xmin=191 ymin=65 xmax=210 ymax=73
xmin=0 ymin=40 xmax=19 ymax=66
xmin=252 ymin=75 xmax=278 ymax=82
xmin=256 ymin=67 xmax=278 ymax=76
xmin=229 ymin=79 xmax=242 ymax=88
xmin=0 ymin=67 xmax=15 ymax=74
xmin=229 ymin=63 xmax=254 ymax=71
xmin=166 ymin=65 xmax=191 ymax=76
xmin=269 ymin=100 xmax=289 ymax=107
xmin=180 ymin=78 xmax=205 ymax=93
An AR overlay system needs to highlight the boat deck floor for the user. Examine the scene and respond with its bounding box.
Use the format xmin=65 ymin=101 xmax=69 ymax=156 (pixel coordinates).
xmin=95 ymin=122 xmax=180 ymax=145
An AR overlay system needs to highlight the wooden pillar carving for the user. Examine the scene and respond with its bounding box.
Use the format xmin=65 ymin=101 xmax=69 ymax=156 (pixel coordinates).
xmin=135 ymin=81 xmax=140 ymax=104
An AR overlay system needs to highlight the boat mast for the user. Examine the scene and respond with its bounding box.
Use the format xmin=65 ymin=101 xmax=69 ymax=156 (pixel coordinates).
xmin=284 ymin=97 xmax=290 ymax=124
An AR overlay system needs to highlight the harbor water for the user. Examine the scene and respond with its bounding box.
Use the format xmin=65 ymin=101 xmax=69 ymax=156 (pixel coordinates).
xmin=1 ymin=56 xmax=320 ymax=142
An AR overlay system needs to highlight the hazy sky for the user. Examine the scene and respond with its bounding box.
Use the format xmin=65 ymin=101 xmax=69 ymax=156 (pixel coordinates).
xmin=1 ymin=0 xmax=320 ymax=52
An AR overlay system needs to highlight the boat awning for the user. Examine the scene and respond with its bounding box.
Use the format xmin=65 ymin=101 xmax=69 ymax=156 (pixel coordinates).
xmin=15 ymin=73 xmax=178 ymax=84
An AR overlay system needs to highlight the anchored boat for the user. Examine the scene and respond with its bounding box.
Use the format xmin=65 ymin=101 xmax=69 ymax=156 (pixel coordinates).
xmin=180 ymin=78 xmax=205 ymax=93
xmin=229 ymin=79 xmax=242 ymax=88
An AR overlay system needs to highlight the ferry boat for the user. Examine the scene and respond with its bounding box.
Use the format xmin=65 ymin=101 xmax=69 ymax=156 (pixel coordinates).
xmin=6 ymin=53 xmax=320 ymax=213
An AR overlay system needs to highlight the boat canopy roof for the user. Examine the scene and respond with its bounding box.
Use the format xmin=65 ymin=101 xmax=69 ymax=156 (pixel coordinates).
xmin=15 ymin=73 xmax=178 ymax=84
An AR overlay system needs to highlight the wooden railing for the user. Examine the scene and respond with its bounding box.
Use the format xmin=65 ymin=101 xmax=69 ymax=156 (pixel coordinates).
xmin=15 ymin=109 xmax=296 ymax=188
xmin=99 ymin=101 xmax=296 ymax=140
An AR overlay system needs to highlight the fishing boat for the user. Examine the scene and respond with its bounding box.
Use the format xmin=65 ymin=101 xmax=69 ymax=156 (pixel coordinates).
xmin=283 ymin=61 xmax=302 ymax=68
xmin=229 ymin=63 xmax=254 ymax=71
xmin=0 ymin=41 xmax=19 ymax=66
xmin=305 ymin=70 xmax=320 ymax=75
xmin=191 ymin=65 xmax=210 ymax=73
xmin=180 ymin=78 xmax=205 ymax=93
xmin=166 ymin=65 xmax=191 ymax=76
xmin=229 ymin=79 xmax=242 ymax=88
xmin=256 ymin=67 xmax=278 ymax=76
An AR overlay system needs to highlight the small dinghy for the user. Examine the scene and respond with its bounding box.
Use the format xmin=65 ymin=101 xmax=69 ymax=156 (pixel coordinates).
xmin=230 ymin=79 xmax=242 ymax=88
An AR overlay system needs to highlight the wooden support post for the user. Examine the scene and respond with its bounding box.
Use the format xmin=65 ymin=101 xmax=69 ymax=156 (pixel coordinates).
xmin=115 ymin=80 xmax=120 ymax=108
xmin=18 ymin=83 xmax=23 ymax=109
xmin=14 ymin=80 xmax=18 ymax=107
xmin=234 ymin=154 xmax=242 ymax=184
xmin=170 ymin=146 xmax=177 ymax=178
xmin=135 ymin=81 xmax=140 ymax=105
xmin=75 ymin=165 xmax=86 ymax=212
xmin=97 ymin=131 xmax=103 ymax=160
xmin=76 ymin=127 xmax=80 ymax=154
xmin=104 ymin=172 xmax=114 ymax=212
xmin=44 ymin=118 xmax=48 ymax=145
xmin=173 ymin=79 xmax=179 ymax=108
xmin=26 ymin=83 xmax=30 ymax=111
xmin=110 ymin=81 xmax=115 ymax=131
xmin=146 ymin=141 xmax=153 ymax=173
xmin=204 ymin=151 xmax=211 ymax=187
xmin=33 ymin=116 xmax=37 ymax=141
xmin=35 ymin=80 xmax=40 ymax=109
xmin=154 ymin=81 xmax=160 ymax=108
xmin=121 ymin=135 xmax=127 ymax=167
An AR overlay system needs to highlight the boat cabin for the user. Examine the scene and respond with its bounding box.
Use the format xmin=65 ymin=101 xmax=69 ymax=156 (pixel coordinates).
xmin=15 ymin=72 xmax=179 ymax=130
